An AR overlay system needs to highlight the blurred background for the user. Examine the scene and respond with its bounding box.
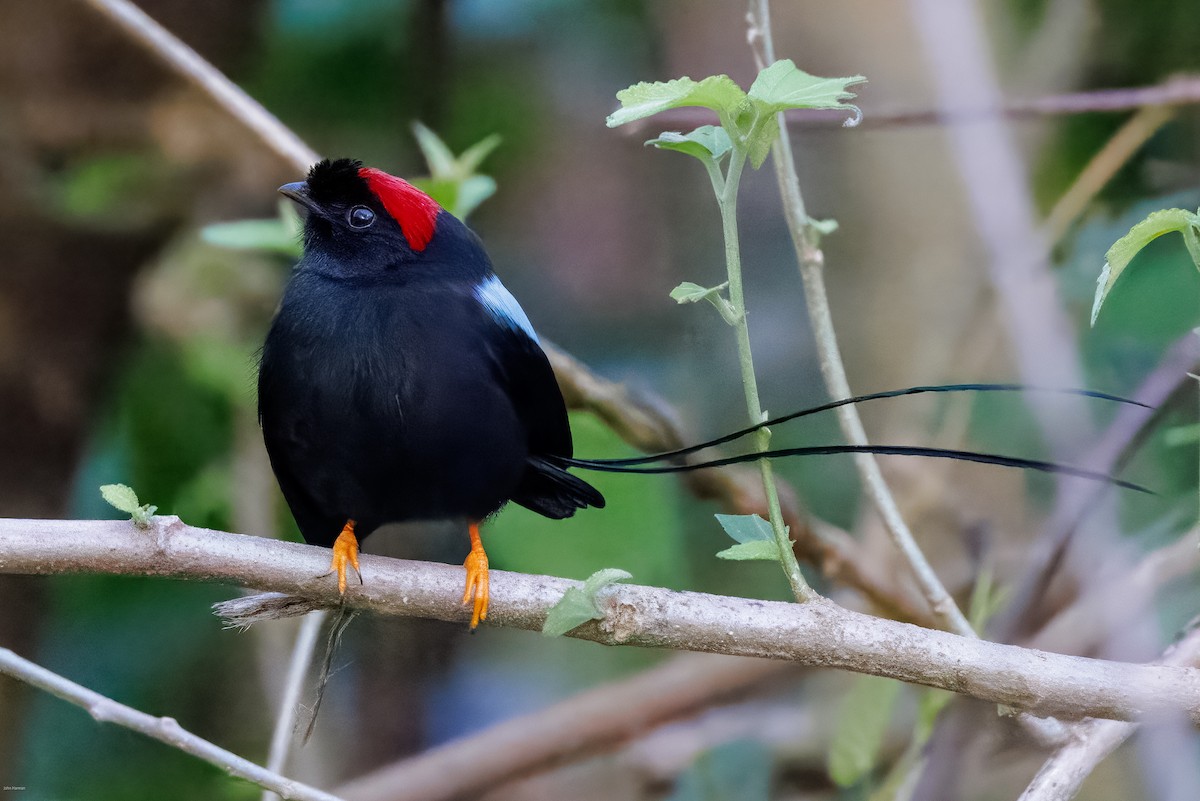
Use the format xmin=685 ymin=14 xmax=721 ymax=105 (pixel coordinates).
xmin=2 ymin=0 xmax=1200 ymax=799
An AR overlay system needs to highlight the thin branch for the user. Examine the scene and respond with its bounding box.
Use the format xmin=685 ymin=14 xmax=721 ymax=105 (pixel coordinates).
xmin=0 ymin=645 xmax=343 ymax=801
xmin=1043 ymin=104 xmax=1177 ymax=243
xmin=334 ymin=655 xmax=793 ymax=801
xmin=748 ymin=0 xmax=972 ymax=635
xmin=80 ymin=0 xmax=317 ymax=170
xmin=262 ymin=611 xmax=328 ymax=801
xmin=1019 ymin=625 xmax=1200 ymax=801
xmin=5 ymin=517 xmax=1200 ymax=723
xmin=649 ymin=73 xmax=1200 ymax=130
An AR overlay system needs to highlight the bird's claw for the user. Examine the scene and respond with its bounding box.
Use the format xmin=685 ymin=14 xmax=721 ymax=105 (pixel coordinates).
xmin=462 ymin=546 xmax=489 ymax=629
xmin=329 ymin=524 xmax=361 ymax=595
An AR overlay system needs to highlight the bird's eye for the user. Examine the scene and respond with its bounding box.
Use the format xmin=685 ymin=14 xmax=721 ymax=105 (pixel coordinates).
xmin=348 ymin=206 xmax=375 ymax=229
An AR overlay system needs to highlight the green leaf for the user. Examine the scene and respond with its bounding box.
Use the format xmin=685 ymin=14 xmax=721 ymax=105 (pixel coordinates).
xmin=671 ymin=281 xmax=738 ymax=325
xmin=714 ymin=513 xmax=774 ymax=543
xmin=744 ymin=112 xmax=779 ymax=169
xmin=716 ymin=540 xmax=781 ymax=561
xmin=1164 ymin=423 xmax=1200 ymax=447
xmin=100 ymin=484 xmax=141 ymax=515
xmin=647 ymin=126 xmax=733 ymax=161
xmin=457 ymin=134 xmax=503 ymax=175
xmin=100 ymin=484 xmax=157 ymax=528
xmin=542 ymin=568 xmax=632 ymax=637
xmin=666 ymin=740 xmax=771 ymax=801
xmin=1092 ymin=207 xmax=1200 ymax=325
xmin=967 ymin=565 xmax=1009 ymax=632
xmin=607 ymin=75 xmax=747 ymax=128
xmin=714 ymin=514 xmax=783 ymax=561
xmin=454 ymin=175 xmax=498 ymax=220
xmin=827 ymin=675 xmax=902 ymax=787
xmin=201 ymin=218 xmax=301 ymax=257
xmin=748 ymin=59 xmax=866 ymax=124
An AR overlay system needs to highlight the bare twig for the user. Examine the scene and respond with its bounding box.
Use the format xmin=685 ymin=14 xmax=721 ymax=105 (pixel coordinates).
xmin=748 ymin=0 xmax=972 ymax=635
xmin=5 ymin=517 xmax=1200 ymax=722
xmin=650 ymin=73 xmax=1200 ymax=130
xmin=0 ymin=645 xmax=343 ymax=801
xmin=1019 ymin=625 xmax=1200 ymax=801
xmin=334 ymin=655 xmax=793 ymax=801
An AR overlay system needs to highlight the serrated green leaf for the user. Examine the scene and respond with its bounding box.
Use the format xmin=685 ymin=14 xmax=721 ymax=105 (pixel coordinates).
xmin=716 ymin=540 xmax=781 ymax=561
xmin=714 ymin=513 xmax=774 ymax=543
xmin=647 ymin=126 xmax=733 ymax=162
xmin=748 ymin=59 xmax=866 ymax=119
xmin=828 ymin=675 xmax=902 ymax=787
xmin=1092 ymin=208 xmax=1200 ymax=325
xmin=201 ymin=219 xmax=301 ymax=257
xmin=100 ymin=484 xmax=141 ymax=515
xmin=608 ymin=75 xmax=747 ymax=128
xmin=412 ymin=121 xmax=458 ymax=178
xmin=542 ymin=568 xmax=632 ymax=637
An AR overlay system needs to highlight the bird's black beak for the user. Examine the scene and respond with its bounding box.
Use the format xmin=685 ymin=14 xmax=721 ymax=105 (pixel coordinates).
xmin=278 ymin=181 xmax=322 ymax=215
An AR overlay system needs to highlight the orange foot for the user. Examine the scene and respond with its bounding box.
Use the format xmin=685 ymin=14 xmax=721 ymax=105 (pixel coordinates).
xmin=461 ymin=521 xmax=489 ymax=629
xmin=329 ymin=520 xmax=361 ymax=595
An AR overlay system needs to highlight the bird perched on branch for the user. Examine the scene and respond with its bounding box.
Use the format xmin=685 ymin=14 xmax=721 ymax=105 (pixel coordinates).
xmin=260 ymin=158 xmax=603 ymax=628
xmin=260 ymin=158 xmax=1147 ymax=631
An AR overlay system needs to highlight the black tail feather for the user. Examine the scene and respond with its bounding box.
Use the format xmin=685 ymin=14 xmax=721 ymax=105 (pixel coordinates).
xmin=556 ymin=444 xmax=1152 ymax=494
xmin=581 ymin=383 xmax=1148 ymax=468
xmin=512 ymin=456 xmax=606 ymax=519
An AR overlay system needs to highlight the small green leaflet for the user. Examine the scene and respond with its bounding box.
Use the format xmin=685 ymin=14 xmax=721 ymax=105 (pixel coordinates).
xmin=714 ymin=513 xmax=782 ymax=562
xmin=748 ymin=59 xmax=866 ymax=126
xmin=100 ymin=483 xmax=157 ymax=528
xmin=646 ymin=126 xmax=733 ymax=162
xmin=827 ymin=675 xmax=902 ymax=787
xmin=541 ymin=568 xmax=633 ymax=637
xmin=670 ymin=280 xmax=738 ymax=324
xmin=607 ymin=75 xmax=747 ymax=128
xmin=1092 ymin=207 xmax=1200 ymax=325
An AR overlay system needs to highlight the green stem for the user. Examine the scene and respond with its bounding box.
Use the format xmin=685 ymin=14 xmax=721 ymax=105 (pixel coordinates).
xmin=707 ymin=151 xmax=815 ymax=602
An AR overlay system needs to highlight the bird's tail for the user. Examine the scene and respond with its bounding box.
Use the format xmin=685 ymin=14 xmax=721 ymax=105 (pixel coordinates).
xmin=552 ymin=383 xmax=1153 ymax=494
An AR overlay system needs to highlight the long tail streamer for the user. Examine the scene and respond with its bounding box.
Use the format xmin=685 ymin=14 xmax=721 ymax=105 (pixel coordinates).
xmin=558 ymin=383 xmax=1152 ymax=494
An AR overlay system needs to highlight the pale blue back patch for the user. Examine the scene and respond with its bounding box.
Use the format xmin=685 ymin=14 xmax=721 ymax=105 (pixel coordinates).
xmin=474 ymin=274 xmax=540 ymax=343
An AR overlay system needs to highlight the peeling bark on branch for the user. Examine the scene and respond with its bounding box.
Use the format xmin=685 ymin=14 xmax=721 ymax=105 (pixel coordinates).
xmin=3 ymin=517 xmax=1199 ymax=724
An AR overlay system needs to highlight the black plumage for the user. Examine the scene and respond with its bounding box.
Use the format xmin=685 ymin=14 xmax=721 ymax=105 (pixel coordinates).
xmin=259 ymin=158 xmax=602 ymax=625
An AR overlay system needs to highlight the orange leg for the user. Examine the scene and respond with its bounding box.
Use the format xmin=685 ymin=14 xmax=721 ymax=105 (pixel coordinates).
xmin=461 ymin=521 xmax=489 ymax=629
xmin=330 ymin=519 xmax=361 ymax=595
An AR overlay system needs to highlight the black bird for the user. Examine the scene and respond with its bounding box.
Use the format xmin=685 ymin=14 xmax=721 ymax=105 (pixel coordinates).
xmin=259 ymin=158 xmax=603 ymax=627
xmin=261 ymin=158 xmax=1148 ymax=629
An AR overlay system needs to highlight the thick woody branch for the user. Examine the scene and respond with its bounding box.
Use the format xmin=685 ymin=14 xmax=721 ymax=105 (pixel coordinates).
xmin=4 ymin=517 xmax=1200 ymax=723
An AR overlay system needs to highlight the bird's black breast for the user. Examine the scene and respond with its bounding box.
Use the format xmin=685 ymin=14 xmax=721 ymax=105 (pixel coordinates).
xmin=258 ymin=270 xmax=529 ymax=546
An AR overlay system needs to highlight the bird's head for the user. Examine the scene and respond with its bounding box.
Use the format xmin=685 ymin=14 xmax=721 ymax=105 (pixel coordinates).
xmin=280 ymin=158 xmax=458 ymax=280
